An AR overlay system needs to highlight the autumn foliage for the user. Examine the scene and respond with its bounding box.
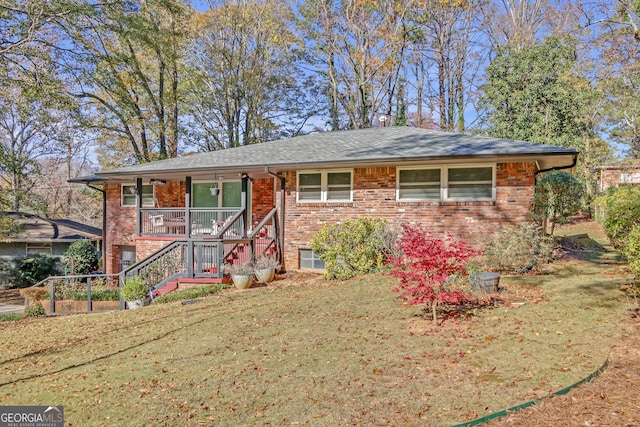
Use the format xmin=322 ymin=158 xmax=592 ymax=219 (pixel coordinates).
xmin=388 ymin=225 xmax=476 ymax=324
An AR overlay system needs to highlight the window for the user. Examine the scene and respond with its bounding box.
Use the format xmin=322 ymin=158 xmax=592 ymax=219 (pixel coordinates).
xmin=398 ymin=165 xmax=495 ymax=201
xmin=398 ymin=168 xmax=441 ymax=200
xmin=297 ymin=170 xmax=352 ymax=202
xmin=26 ymin=243 xmax=52 ymax=256
xmin=300 ymin=249 xmax=325 ymax=270
xmin=122 ymin=184 xmax=154 ymax=207
xmin=447 ymin=167 xmax=493 ymax=199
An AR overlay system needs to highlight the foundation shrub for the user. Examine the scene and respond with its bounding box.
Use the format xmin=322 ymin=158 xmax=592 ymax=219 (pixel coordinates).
xmin=594 ymin=185 xmax=640 ymax=250
xmin=311 ymin=217 xmax=395 ymax=280
xmin=483 ymin=223 xmax=555 ymax=274
xmin=11 ymin=254 xmax=61 ymax=288
xmin=64 ymin=239 xmax=99 ymax=275
xmin=622 ymin=225 xmax=640 ymax=283
xmin=531 ymin=170 xmax=583 ymax=234
xmin=388 ymin=225 xmax=476 ymax=325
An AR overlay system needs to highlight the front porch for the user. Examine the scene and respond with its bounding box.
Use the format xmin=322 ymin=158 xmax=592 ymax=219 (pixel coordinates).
xmin=117 ymin=174 xmax=282 ymax=293
xmin=125 ymin=206 xmax=280 ymax=293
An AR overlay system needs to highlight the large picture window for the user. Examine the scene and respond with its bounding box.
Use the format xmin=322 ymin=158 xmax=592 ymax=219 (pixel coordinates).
xmin=297 ymin=170 xmax=352 ymax=202
xmin=122 ymin=184 xmax=154 ymax=207
xmin=397 ymin=165 xmax=495 ymax=201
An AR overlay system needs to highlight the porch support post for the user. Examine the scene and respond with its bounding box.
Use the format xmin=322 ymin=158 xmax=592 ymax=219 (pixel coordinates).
xmin=136 ymin=177 xmax=142 ymax=236
xmin=278 ymin=176 xmax=286 ymax=272
xmin=185 ymin=176 xmax=192 ymax=238
xmin=241 ymin=174 xmax=249 ymax=237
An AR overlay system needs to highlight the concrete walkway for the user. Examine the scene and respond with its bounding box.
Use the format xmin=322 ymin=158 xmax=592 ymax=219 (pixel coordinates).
xmin=0 ymin=303 xmax=24 ymax=314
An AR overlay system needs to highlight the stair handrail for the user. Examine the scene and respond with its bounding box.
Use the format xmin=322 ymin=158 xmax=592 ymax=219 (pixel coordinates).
xmin=248 ymin=207 xmax=280 ymax=263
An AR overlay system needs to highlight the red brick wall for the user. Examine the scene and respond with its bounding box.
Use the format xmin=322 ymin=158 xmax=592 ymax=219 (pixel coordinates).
xmin=104 ymin=182 xmax=186 ymax=274
xmin=103 ymin=162 xmax=537 ymax=274
xmin=104 ymin=183 xmax=136 ymax=274
xmin=279 ymin=162 xmax=537 ymax=270
xmin=251 ymin=178 xmax=275 ymax=229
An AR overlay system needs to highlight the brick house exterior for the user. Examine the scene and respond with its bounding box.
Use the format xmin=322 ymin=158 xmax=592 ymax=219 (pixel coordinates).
xmin=72 ymin=127 xmax=578 ymax=275
xmin=598 ymin=165 xmax=640 ymax=192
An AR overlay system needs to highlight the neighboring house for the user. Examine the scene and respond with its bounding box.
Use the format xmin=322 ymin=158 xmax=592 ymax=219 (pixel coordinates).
xmin=0 ymin=212 xmax=102 ymax=286
xmin=70 ymin=127 xmax=578 ymax=284
xmin=598 ymin=165 xmax=640 ymax=192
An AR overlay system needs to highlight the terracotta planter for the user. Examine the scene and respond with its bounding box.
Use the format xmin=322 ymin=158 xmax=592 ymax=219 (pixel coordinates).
xmin=231 ymin=274 xmax=252 ymax=289
xmin=255 ymin=267 xmax=275 ymax=284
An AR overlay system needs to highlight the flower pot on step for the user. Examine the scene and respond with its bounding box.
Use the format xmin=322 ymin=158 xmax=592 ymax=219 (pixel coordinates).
xmin=231 ymin=274 xmax=252 ymax=289
xmin=255 ymin=267 xmax=275 ymax=284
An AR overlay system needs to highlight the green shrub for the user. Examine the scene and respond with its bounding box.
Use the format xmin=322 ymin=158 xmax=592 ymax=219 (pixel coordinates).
xmin=152 ymin=284 xmax=229 ymax=304
xmin=25 ymin=304 xmax=45 ymax=317
xmin=622 ymin=225 xmax=640 ymax=282
xmin=64 ymin=239 xmax=99 ymax=275
xmin=594 ymin=185 xmax=640 ymax=249
xmin=311 ymin=217 xmax=396 ymax=280
xmin=483 ymin=223 xmax=556 ymax=274
xmin=122 ymin=276 xmax=150 ymax=301
xmin=62 ymin=288 xmax=120 ymax=301
xmin=531 ymin=170 xmax=583 ymax=234
xmin=11 ymin=255 xmax=61 ymax=288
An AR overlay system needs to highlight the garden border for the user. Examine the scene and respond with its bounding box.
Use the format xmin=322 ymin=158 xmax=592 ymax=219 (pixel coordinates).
xmin=451 ymin=359 xmax=609 ymax=427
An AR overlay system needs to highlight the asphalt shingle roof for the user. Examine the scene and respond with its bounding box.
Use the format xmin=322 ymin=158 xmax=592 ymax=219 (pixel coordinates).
xmin=2 ymin=212 xmax=102 ymax=242
xmin=95 ymin=127 xmax=578 ymax=180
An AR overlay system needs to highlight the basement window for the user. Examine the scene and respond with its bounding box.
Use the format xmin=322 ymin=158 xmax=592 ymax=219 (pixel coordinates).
xmin=299 ymin=249 xmax=325 ymax=270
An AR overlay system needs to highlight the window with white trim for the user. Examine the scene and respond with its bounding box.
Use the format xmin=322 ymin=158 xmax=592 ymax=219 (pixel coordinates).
xmin=122 ymin=184 xmax=154 ymax=207
xmin=300 ymin=249 xmax=325 ymax=270
xmin=297 ymin=170 xmax=352 ymax=202
xmin=397 ymin=165 xmax=495 ymax=201
xmin=398 ymin=168 xmax=442 ymax=200
xmin=447 ymin=166 xmax=494 ymax=199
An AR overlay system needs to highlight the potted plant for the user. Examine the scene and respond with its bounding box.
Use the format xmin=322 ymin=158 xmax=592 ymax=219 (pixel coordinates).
xmin=122 ymin=275 xmax=150 ymax=309
xmin=253 ymin=253 xmax=279 ymax=284
xmin=223 ymin=262 xmax=254 ymax=289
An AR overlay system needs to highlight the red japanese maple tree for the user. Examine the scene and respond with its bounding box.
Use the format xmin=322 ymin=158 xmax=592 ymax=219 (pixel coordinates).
xmin=389 ymin=224 xmax=477 ymax=325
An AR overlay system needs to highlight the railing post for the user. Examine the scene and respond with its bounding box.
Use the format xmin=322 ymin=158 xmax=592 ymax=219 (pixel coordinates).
xmin=87 ymin=277 xmax=92 ymax=312
xmin=49 ymin=279 xmax=55 ymax=314
xmin=216 ymin=241 xmax=224 ymax=279
xmin=187 ymin=240 xmax=194 ymax=278
xmin=119 ymin=274 xmax=125 ymax=310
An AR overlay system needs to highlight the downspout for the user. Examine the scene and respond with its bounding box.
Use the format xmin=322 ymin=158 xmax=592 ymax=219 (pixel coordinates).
xmin=265 ymin=167 xmax=286 ymax=272
xmin=87 ymin=184 xmax=106 ymax=265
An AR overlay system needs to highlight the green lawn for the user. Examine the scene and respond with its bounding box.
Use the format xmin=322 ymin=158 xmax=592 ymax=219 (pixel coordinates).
xmin=0 ymin=225 xmax=631 ymax=426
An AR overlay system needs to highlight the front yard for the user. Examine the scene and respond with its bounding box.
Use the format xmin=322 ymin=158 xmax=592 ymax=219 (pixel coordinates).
xmin=0 ymin=221 xmax=634 ymax=426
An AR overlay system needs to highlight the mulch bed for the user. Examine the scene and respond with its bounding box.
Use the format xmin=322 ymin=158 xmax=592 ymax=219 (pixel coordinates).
xmin=487 ymin=316 xmax=640 ymax=426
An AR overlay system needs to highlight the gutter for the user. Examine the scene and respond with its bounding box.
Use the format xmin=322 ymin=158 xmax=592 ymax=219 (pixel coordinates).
xmin=534 ymin=152 xmax=579 ymax=178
